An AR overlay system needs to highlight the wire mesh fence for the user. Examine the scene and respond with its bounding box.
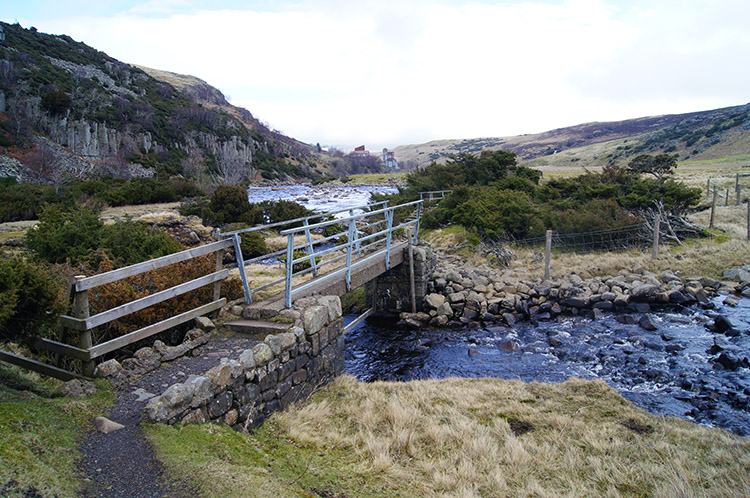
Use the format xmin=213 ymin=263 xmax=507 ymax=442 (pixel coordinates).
xmin=511 ymin=223 xmax=653 ymax=253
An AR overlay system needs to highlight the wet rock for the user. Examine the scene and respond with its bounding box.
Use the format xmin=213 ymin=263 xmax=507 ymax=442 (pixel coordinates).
xmin=716 ymin=352 xmax=741 ymax=370
xmin=665 ymin=343 xmax=686 ymax=353
xmin=467 ymin=348 xmax=480 ymax=357
xmin=639 ymin=314 xmax=659 ymax=331
xmin=548 ymin=336 xmax=563 ymax=347
xmin=713 ymin=315 xmax=735 ymax=334
xmin=498 ymin=340 xmax=520 ymax=353
xmin=724 ymin=295 xmax=740 ymax=307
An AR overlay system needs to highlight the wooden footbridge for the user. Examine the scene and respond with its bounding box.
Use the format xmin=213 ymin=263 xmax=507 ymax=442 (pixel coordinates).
xmin=1 ymin=192 xmax=450 ymax=380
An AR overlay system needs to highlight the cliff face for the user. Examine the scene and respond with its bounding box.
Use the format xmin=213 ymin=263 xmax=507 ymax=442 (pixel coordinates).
xmin=0 ymin=22 xmax=319 ymax=184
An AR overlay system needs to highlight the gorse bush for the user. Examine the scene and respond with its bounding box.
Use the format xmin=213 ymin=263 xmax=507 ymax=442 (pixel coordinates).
xmin=26 ymin=205 xmax=182 ymax=268
xmin=0 ymin=176 xmax=204 ymax=223
xmin=389 ymin=152 xmax=702 ymax=241
xmin=0 ymin=256 xmax=66 ymax=342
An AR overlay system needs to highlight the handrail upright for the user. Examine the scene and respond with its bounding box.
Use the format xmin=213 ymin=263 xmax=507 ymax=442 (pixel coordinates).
xmin=385 ymin=207 xmax=393 ymax=270
xmin=285 ymin=233 xmax=295 ymax=308
xmin=345 ymin=216 xmax=355 ymax=292
xmin=303 ymin=218 xmax=318 ymax=277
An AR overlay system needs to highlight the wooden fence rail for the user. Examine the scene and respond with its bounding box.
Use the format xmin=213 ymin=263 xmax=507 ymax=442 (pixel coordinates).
xmin=3 ymin=238 xmax=235 ymax=380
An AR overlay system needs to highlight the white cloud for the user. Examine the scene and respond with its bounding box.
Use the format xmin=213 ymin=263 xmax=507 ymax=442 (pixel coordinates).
xmin=20 ymin=0 xmax=750 ymax=149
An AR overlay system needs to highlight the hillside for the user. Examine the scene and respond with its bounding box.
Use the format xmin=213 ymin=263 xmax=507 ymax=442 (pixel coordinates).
xmin=395 ymin=103 xmax=750 ymax=170
xmin=0 ymin=22 xmax=324 ymax=184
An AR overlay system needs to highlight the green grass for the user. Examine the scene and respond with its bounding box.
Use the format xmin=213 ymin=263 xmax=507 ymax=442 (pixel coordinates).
xmin=146 ymin=376 xmax=750 ymax=498
xmin=0 ymin=361 xmax=115 ymax=498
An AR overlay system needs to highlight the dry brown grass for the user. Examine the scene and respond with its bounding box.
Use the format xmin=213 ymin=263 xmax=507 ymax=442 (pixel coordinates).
xmin=148 ymin=376 xmax=750 ymax=498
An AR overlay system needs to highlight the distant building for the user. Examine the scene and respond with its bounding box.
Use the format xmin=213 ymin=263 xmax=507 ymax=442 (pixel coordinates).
xmin=382 ymin=148 xmax=399 ymax=169
xmin=350 ymin=145 xmax=370 ymax=157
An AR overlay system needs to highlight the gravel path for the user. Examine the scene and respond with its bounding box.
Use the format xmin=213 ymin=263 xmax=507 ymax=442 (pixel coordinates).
xmin=80 ymin=333 xmax=260 ymax=498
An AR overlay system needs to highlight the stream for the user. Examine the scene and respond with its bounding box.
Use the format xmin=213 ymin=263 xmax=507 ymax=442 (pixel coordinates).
xmin=345 ymin=297 xmax=750 ymax=436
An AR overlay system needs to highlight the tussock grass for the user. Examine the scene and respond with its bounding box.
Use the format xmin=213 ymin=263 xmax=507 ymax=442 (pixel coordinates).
xmin=147 ymin=376 xmax=750 ymax=498
xmin=0 ymin=360 xmax=114 ymax=498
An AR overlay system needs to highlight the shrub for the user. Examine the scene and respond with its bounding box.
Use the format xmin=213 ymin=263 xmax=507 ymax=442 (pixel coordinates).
xmin=279 ymin=249 xmax=319 ymax=273
xmin=26 ymin=205 xmax=182 ymax=269
xmin=240 ymin=231 xmax=268 ymax=259
xmin=207 ymin=185 xmax=252 ymax=225
xmin=0 ymin=257 xmax=66 ymax=342
xmin=97 ymin=221 xmax=182 ymax=267
xmin=26 ymin=205 xmax=102 ymax=265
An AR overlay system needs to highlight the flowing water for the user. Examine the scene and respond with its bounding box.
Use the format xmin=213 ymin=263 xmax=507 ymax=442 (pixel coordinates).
xmin=247 ymin=185 xmax=398 ymax=217
xmin=345 ymin=297 xmax=750 ymax=436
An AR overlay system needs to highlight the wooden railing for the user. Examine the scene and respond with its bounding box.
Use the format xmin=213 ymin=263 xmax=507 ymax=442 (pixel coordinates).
xmin=31 ymin=239 xmax=234 ymax=377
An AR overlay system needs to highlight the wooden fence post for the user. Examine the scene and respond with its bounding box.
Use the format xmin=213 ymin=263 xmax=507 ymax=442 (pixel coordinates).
xmin=544 ymin=230 xmax=552 ymax=280
xmin=747 ymin=201 xmax=749 ymax=242
xmin=72 ymin=275 xmax=95 ymax=377
xmin=726 ymin=188 xmax=730 ymax=207
xmin=736 ymin=174 xmax=741 ymax=206
xmin=652 ymin=212 xmax=660 ymax=259
xmin=710 ymin=188 xmax=717 ymax=229
xmin=707 ymin=179 xmax=711 ymax=198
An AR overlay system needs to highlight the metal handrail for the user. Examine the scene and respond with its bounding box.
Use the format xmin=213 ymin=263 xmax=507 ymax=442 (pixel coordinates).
xmin=221 ymin=199 xmax=390 ymax=303
xmin=281 ymin=200 xmax=423 ymax=307
xmin=419 ymin=190 xmax=452 ymax=201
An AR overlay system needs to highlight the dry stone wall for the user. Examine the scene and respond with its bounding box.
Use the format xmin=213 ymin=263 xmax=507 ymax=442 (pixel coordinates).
xmin=145 ymin=296 xmax=344 ymax=428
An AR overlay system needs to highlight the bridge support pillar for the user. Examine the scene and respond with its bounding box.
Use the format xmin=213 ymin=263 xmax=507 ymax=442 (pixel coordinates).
xmin=369 ymin=244 xmax=436 ymax=316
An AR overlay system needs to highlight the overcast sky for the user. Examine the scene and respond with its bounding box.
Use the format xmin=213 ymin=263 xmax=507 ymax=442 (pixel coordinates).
xmin=3 ymin=0 xmax=749 ymax=151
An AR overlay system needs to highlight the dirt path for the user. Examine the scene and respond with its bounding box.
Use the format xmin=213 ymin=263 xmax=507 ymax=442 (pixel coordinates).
xmin=80 ymin=333 xmax=259 ymax=498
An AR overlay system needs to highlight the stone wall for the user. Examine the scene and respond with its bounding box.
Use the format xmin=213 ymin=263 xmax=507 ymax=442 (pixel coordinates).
xmin=145 ymin=296 xmax=344 ymax=428
xmin=372 ymin=243 xmax=437 ymax=315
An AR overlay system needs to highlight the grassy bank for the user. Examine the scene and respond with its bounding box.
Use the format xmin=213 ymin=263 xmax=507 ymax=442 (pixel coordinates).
xmin=147 ymin=376 xmax=750 ymax=498
xmin=0 ymin=361 xmax=114 ymax=498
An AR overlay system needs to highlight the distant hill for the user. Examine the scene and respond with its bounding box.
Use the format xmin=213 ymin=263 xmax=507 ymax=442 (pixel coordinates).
xmin=395 ymin=104 xmax=750 ymax=170
xmin=0 ymin=22 xmax=324 ymax=184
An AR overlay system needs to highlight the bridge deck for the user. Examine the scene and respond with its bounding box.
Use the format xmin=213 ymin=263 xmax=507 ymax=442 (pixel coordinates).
xmin=242 ymin=243 xmax=406 ymax=320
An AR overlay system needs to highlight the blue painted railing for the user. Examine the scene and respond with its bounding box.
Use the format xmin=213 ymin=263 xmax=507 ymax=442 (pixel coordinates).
xmin=278 ymin=199 xmax=423 ymax=308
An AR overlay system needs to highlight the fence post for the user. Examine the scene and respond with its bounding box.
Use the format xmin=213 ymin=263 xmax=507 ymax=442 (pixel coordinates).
xmin=652 ymin=212 xmax=660 ymax=259
xmin=726 ymin=188 xmax=730 ymax=207
xmin=710 ymin=187 xmax=718 ymax=228
xmin=707 ymin=179 xmax=711 ymax=199
xmin=72 ymin=276 xmax=95 ymax=377
xmin=544 ymin=230 xmax=552 ymax=280
xmin=736 ymin=174 xmax=741 ymax=206
xmin=747 ymin=201 xmax=749 ymax=242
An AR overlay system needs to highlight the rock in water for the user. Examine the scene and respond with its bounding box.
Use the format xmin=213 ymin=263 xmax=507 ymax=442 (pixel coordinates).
xmin=94 ymin=416 xmax=124 ymax=434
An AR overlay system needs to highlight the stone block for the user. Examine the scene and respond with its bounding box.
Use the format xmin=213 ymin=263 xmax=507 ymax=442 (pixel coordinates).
xmin=186 ymin=375 xmax=214 ymax=408
xmin=303 ymin=305 xmax=329 ymax=335
xmin=208 ymin=392 xmax=233 ymax=419
xmin=239 ymin=349 xmax=256 ymax=370
xmin=252 ymin=343 xmax=274 ymax=366
xmin=181 ymin=408 xmax=207 ymax=425
xmin=224 ymin=409 xmax=239 ymax=426
xmin=317 ymin=296 xmax=342 ymax=321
